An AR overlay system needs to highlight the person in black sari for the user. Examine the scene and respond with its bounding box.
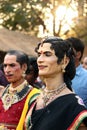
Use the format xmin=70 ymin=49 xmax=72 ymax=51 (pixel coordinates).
xmin=23 ymin=36 xmax=87 ymax=130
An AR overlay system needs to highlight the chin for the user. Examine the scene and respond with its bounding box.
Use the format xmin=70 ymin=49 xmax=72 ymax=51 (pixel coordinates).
xmin=39 ymin=73 xmax=46 ymax=76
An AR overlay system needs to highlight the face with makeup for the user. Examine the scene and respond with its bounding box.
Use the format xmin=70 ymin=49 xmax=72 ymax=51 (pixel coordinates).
xmin=37 ymin=43 xmax=63 ymax=78
xmin=3 ymin=54 xmax=24 ymax=83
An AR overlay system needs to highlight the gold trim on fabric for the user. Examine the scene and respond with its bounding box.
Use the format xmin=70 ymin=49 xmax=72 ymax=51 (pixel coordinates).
xmin=0 ymin=123 xmax=17 ymax=130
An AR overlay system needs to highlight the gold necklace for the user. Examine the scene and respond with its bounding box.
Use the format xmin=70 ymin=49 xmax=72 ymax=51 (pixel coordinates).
xmin=42 ymin=83 xmax=66 ymax=106
xmin=9 ymin=80 xmax=28 ymax=93
xmin=1 ymin=81 xmax=31 ymax=110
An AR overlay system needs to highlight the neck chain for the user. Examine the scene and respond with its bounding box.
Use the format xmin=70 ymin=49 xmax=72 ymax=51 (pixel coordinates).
xmin=9 ymin=80 xmax=28 ymax=93
xmin=42 ymin=83 xmax=66 ymax=106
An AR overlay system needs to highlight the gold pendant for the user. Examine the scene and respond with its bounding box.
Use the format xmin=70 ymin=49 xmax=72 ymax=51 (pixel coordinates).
xmin=2 ymin=93 xmax=18 ymax=110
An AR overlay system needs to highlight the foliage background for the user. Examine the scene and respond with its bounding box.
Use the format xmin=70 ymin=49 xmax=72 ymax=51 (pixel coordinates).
xmin=0 ymin=0 xmax=87 ymax=62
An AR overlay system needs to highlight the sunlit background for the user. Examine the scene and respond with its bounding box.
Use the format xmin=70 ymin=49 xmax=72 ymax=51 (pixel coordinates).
xmin=0 ymin=0 xmax=87 ymax=62
xmin=0 ymin=0 xmax=87 ymax=42
xmin=38 ymin=4 xmax=78 ymax=37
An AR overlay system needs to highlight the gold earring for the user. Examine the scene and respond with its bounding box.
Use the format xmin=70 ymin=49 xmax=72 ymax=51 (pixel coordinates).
xmin=22 ymin=71 xmax=26 ymax=77
xmin=62 ymin=68 xmax=65 ymax=73
xmin=62 ymin=65 xmax=65 ymax=73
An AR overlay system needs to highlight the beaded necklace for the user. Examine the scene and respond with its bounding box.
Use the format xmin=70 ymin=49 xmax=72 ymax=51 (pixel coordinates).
xmin=42 ymin=83 xmax=66 ymax=106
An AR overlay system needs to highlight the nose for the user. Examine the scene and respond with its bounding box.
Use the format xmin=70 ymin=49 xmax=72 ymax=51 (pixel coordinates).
xmin=37 ymin=55 xmax=44 ymax=63
xmin=4 ymin=65 xmax=10 ymax=74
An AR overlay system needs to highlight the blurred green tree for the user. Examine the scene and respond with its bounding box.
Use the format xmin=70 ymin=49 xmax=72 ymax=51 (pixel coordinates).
xmin=0 ymin=0 xmax=50 ymax=35
xmin=0 ymin=0 xmax=87 ymax=44
xmin=65 ymin=0 xmax=87 ymax=44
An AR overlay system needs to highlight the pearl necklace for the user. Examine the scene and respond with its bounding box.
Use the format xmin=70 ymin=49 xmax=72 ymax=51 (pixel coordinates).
xmin=42 ymin=83 xmax=66 ymax=106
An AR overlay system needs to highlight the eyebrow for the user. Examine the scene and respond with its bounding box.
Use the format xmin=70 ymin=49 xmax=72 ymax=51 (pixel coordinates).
xmin=38 ymin=50 xmax=53 ymax=54
xmin=3 ymin=63 xmax=17 ymax=67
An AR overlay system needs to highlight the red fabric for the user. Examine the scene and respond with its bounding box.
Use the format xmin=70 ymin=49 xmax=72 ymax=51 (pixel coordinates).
xmin=0 ymin=94 xmax=28 ymax=129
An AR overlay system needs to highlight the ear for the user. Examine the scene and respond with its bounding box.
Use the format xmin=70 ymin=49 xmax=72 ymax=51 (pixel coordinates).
xmin=22 ymin=63 xmax=27 ymax=72
xmin=63 ymin=55 xmax=70 ymax=67
xmin=76 ymin=51 xmax=81 ymax=60
xmin=61 ymin=55 xmax=70 ymax=72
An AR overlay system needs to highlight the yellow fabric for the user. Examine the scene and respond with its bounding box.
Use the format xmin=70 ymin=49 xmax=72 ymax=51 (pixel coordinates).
xmin=16 ymin=88 xmax=40 ymax=130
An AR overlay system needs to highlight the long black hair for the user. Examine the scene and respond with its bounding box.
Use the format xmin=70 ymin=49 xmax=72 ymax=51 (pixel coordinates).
xmin=35 ymin=36 xmax=76 ymax=90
